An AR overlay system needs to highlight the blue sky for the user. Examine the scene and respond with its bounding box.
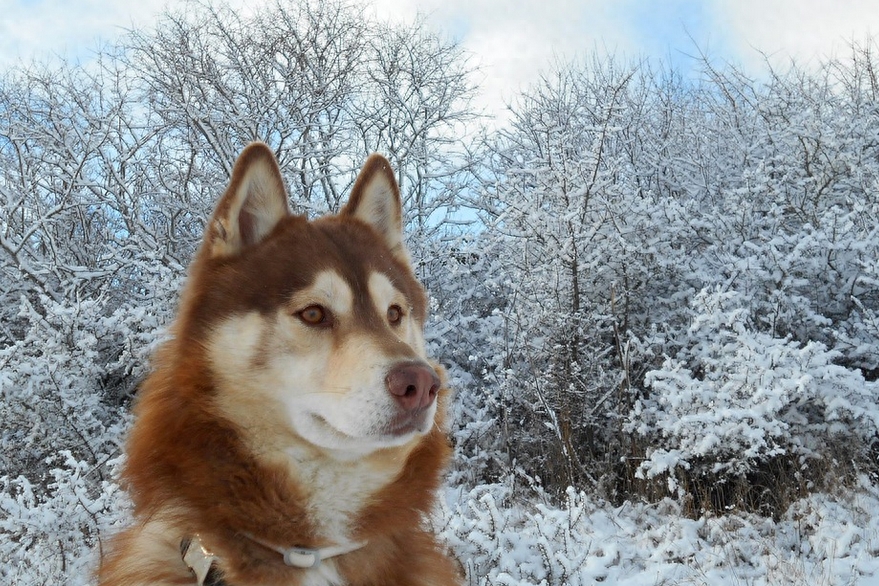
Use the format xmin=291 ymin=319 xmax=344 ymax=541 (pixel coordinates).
xmin=621 ymin=0 xmax=726 ymax=66
xmin=2 ymin=0 xmax=877 ymax=120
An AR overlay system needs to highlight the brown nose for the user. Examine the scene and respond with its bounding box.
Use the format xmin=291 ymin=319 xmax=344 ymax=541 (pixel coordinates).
xmin=385 ymin=362 xmax=440 ymax=412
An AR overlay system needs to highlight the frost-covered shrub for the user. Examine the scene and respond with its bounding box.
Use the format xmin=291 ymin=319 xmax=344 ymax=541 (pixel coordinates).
xmin=829 ymin=199 xmax=879 ymax=377
xmin=417 ymin=234 xmax=519 ymax=486
xmin=630 ymin=288 xmax=879 ymax=504
xmin=2 ymin=296 xmax=138 ymax=479
xmin=0 ymin=455 xmax=128 ymax=586
xmin=0 ymin=295 xmax=155 ymax=584
xmin=436 ymin=480 xmax=879 ymax=585
xmin=438 ymin=485 xmax=601 ymax=585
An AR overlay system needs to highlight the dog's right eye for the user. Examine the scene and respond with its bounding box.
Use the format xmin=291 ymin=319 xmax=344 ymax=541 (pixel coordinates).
xmin=298 ymin=305 xmax=331 ymax=327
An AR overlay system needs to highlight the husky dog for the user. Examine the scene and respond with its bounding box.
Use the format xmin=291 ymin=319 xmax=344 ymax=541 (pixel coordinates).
xmin=99 ymin=143 xmax=460 ymax=586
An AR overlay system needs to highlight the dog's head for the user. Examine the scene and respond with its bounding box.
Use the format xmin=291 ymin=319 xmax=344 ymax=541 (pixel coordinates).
xmin=183 ymin=143 xmax=438 ymax=455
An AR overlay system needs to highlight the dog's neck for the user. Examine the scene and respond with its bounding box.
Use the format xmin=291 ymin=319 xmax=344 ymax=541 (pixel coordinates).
xmin=283 ymin=442 xmax=409 ymax=544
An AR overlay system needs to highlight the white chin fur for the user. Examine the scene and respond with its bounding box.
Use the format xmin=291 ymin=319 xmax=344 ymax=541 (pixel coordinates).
xmin=291 ymin=405 xmax=435 ymax=453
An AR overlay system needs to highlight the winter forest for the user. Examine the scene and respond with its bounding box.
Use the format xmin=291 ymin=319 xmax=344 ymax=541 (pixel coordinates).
xmin=2 ymin=0 xmax=879 ymax=584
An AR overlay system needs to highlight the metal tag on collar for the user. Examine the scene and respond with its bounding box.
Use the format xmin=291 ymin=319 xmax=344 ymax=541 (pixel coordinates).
xmin=242 ymin=532 xmax=367 ymax=569
xmin=282 ymin=546 xmax=321 ymax=568
xmin=280 ymin=540 xmax=368 ymax=568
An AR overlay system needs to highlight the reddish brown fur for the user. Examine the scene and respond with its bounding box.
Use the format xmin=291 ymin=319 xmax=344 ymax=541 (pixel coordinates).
xmin=98 ymin=144 xmax=461 ymax=586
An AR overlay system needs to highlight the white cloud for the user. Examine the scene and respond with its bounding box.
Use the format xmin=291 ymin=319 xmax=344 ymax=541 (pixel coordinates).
xmin=714 ymin=0 xmax=879 ymax=70
xmin=371 ymin=0 xmax=640 ymax=120
xmin=0 ymin=0 xmax=168 ymax=65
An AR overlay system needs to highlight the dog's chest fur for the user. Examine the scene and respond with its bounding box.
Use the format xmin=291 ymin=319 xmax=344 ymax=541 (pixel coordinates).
xmin=278 ymin=448 xmax=405 ymax=586
xmin=286 ymin=445 xmax=395 ymax=543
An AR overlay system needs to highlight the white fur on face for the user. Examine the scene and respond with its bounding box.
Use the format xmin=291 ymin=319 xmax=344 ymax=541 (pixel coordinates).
xmin=208 ymin=269 xmax=434 ymax=456
xmin=368 ymin=272 xmax=426 ymax=359
xmin=306 ymin=270 xmax=353 ymax=316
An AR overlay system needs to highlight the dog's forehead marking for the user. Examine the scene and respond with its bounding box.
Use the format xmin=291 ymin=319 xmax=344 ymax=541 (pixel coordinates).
xmin=309 ymin=269 xmax=353 ymax=315
xmin=367 ymin=272 xmax=404 ymax=311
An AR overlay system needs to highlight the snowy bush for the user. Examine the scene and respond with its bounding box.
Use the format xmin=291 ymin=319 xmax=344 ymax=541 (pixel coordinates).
xmin=435 ymin=479 xmax=879 ymax=585
xmin=0 ymin=455 xmax=127 ymax=586
xmin=418 ymin=235 xmax=517 ymax=486
xmin=0 ymin=295 xmax=147 ymax=584
xmin=631 ymin=288 xmax=879 ymax=497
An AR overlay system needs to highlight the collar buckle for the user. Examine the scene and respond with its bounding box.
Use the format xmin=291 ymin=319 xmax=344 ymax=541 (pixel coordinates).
xmin=181 ymin=535 xmax=222 ymax=586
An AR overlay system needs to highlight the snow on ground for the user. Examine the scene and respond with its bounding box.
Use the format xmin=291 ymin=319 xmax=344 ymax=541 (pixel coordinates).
xmin=436 ymin=478 xmax=879 ymax=585
xmin=3 ymin=464 xmax=879 ymax=584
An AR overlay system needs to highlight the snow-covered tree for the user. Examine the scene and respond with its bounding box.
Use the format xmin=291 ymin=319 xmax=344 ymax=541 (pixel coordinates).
xmin=2 ymin=2 xmax=879 ymax=581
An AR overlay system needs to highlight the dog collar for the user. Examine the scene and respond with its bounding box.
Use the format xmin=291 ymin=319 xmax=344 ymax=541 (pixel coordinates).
xmin=181 ymin=533 xmax=367 ymax=584
xmin=242 ymin=532 xmax=368 ymax=569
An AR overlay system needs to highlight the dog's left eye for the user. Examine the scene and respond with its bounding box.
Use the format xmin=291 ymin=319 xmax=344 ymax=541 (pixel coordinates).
xmin=387 ymin=305 xmax=403 ymax=325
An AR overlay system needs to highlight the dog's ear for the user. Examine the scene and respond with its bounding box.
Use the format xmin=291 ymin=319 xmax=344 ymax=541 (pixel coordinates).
xmin=341 ymin=154 xmax=409 ymax=263
xmin=205 ymin=142 xmax=290 ymax=258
